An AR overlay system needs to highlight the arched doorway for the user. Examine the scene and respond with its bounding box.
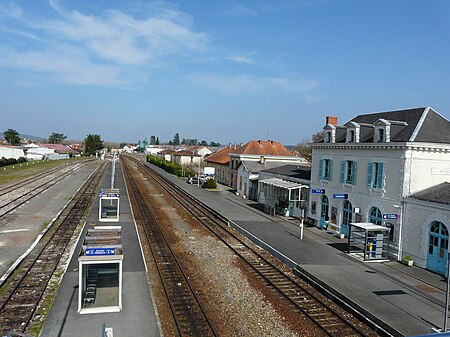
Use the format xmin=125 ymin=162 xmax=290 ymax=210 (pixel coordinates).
xmin=427 ymin=221 xmax=448 ymax=275
xmin=369 ymin=207 xmax=382 ymax=226
xmin=320 ymin=195 xmax=329 ymax=229
xmin=341 ymin=200 xmax=352 ymax=237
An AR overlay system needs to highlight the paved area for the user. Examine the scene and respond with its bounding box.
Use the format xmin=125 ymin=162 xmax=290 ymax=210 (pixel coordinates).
xmin=0 ymin=161 xmax=99 ymax=278
xmin=41 ymin=161 xmax=161 ymax=337
xmin=153 ymin=162 xmax=448 ymax=337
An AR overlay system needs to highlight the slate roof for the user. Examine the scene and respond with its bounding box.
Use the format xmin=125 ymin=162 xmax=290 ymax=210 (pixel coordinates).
xmin=241 ymin=161 xmax=289 ymax=174
xmin=260 ymin=164 xmax=312 ymax=181
xmin=330 ymin=107 xmax=450 ymax=144
xmin=409 ymin=182 xmax=450 ymax=205
xmin=205 ymin=145 xmax=241 ymax=165
xmin=232 ymin=140 xmax=296 ymax=156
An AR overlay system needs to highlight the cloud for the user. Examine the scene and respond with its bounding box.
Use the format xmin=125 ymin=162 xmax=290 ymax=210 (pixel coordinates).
xmin=0 ymin=1 xmax=207 ymax=86
xmin=188 ymin=73 xmax=320 ymax=96
xmin=226 ymin=52 xmax=257 ymax=65
xmin=225 ymin=4 xmax=258 ymax=18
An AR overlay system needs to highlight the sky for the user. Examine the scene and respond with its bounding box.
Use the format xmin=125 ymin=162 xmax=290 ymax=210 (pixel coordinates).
xmin=0 ymin=0 xmax=449 ymax=145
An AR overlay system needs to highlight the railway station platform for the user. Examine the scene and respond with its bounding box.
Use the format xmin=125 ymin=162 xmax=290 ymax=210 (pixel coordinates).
xmin=41 ymin=161 xmax=161 ymax=337
xmin=148 ymin=161 xmax=449 ymax=337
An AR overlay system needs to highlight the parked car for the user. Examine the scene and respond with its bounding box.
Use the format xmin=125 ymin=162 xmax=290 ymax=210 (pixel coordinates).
xmin=186 ymin=176 xmax=203 ymax=185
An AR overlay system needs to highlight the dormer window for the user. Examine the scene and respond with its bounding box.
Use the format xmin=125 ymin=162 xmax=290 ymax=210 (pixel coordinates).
xmin=325 ymin=131 xmax=332 ymax=143
xmin=377 ymin=128 xmax=385 ymax=142
xmin=348 ymin=130 xmax=355 ymax=143
xmin=345 ymin=122 xmax=360 ymax=143
xmin=373 ymin=119 xmax=391 ymax=143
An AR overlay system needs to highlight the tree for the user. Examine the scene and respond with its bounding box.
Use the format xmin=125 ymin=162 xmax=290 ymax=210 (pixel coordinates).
xmin=155 ymin=137 xmax=160 ymax=145
xmin=48 ymin=132 xmax=67 ymax=144
xmin=3 ymin=128 xmax=20 ymax=145
xmin=295 ymin=141 xmax=312 ymax=162
xmin=84 ymin=134 xmax=104 ymax=156
xmin=150 ymin=135 xmax=156 ymax=145
xmin=200 ymin=140 xmax=208 ymax=146
xmin=209 ymin=141 xmax=221 ymax=147
xmin=171 ymin=133 xmax=180 ymax=145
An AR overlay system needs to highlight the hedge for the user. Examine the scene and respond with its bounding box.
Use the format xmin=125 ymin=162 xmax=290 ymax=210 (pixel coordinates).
xmin=147 ymin=155 xmax=195 ymax=177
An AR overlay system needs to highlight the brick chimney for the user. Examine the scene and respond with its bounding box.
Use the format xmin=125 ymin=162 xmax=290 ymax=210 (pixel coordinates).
xmin=326 ymin=116 xmax=338 ymax=125
xmin=325 ymin=116 xmax=338 ymax=125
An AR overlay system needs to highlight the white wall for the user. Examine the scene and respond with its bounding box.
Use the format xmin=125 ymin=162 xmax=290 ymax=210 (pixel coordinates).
xmin=0 ymin=147 xmax=25 ymax=159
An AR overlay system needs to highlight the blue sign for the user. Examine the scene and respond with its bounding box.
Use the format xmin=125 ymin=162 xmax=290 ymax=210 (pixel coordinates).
xmin=86 ymin=248 xmax=115 ymax=256
xmin=333 ymin=193 xmax=348 ymax=199
xmin=383 ymin=214 xmax=399 ymax=220
xmin=312 ymin=189 xmax=325 ymax=194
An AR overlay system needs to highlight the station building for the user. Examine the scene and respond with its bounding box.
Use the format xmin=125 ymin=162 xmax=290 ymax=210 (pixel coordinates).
xmin=309 ymin=107 xmax=450 ymax=274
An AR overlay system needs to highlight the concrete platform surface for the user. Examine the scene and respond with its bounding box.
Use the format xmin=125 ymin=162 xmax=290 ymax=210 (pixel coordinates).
xmin=151 ymin=161 xmax=449 ymax=337
xmin=41 ymin=162 xmax=161 ymax=337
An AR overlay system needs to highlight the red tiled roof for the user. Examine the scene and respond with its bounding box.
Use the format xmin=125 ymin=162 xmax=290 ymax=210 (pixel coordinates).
xmin=40 ymin=144 xmax=76 ymax=153
xmin=158 ymin=149 xmax=177 ymax=154
xmin=173 ymin=150 xmax=201 ymax=157
xmin=205 ymin=145 xmax=241 ymax=164
xmin=232 ymin=140 xmax=295 ymax=156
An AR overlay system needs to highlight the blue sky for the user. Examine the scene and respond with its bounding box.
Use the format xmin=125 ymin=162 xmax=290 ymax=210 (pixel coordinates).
xmin=0 ymin=0 xmax=449 ymax=145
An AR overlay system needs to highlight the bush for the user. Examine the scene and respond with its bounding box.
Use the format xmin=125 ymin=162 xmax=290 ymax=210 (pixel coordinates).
xmin=202 ymin=179 xmax=217 ymax=189
xmin=147 ymin=155 xmax=194 ymax=177
xmin=0 ymin=157 xmax=22 ymax=168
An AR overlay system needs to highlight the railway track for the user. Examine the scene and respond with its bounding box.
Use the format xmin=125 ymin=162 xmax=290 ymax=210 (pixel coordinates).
xmin=126 ymin=155 xmax=384 ymax=337
xmin=0 ymin=160 xmax=92 ymax=218
xmin=0 ymin=161 xmax=107 ymax=336
xmin=0 ymin=160 xmax=88 ymax=195
xmin=122 ymin=157 xmax=217 ymax=337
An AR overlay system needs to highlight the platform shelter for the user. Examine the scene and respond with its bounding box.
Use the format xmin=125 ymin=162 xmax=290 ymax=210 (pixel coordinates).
xmin=347 ymin=222 xmax=390 ymax=262
xmin=98 ymin=188 xmax=120 ymax=222
xmin=78 ymin=226 xmax=123 ymax=314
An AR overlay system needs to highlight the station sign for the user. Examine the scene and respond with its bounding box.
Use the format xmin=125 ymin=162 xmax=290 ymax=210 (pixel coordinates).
xmin=86 ymin=248 xmax=116 ymax=256
xmin=99 ymin=189 xmax=120 ymax=198
xmin=312 ymin=189 xmax=325 ymax=194
xmin=333 ymin=193 xmax=348 ymax=199
xmin=383 ymin=214 xmax=399 ymax=220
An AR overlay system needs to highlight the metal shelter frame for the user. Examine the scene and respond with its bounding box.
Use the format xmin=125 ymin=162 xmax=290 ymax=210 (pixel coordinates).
xmin=347 ymin=222 xmax=390 ymax=262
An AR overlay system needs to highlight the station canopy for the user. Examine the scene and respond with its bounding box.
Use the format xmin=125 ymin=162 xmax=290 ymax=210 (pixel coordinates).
xmin=260 ymin=177 xmax=307 ymax=190
xmin=350 ymin=222 xmax=390 ymax=232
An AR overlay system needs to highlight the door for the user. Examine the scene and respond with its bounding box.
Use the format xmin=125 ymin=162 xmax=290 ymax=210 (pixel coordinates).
xmin=427 ymin=222 xmax=448 ymax=275
xmin=320 ymin=195 xmax=329 ymax=229
xmin=341 ymin=200 xmax=352 ymax=238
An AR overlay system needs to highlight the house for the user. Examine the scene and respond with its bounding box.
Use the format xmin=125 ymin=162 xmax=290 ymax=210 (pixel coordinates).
xmin=402 ymin=183 xmax=450 ymax=274
xmin=258 ymin=164 xmax=311 ymax=217
xmin=191 ymin=145 xmax=213 ymax=158
xmin=0 ymin=145 xmax=26 ymax=160
xmin=230 ymin=140 xmax=308 ymax=200
xmin=204 ymin=144 xmax=241 ymax=186
xmin=309 ymin=106 xmax=450 ymax=274
xmin=172 ymin=150 xmax=201 ymax=166
xmin=157 ymin=149 xmax=177 ymax=162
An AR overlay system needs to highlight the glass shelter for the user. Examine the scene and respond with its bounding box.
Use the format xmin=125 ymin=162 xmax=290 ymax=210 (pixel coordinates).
xmin=346 ymin=222 xmax=390 ymax=262
xmin=78 ymin=226 xmax=123 ymax=314
xmin=99 ymin=188 xmax=120 ymax=222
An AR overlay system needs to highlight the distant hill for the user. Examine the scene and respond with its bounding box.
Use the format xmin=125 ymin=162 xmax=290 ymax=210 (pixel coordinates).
xmin=0 ymin=132 xmax=45 ymax=142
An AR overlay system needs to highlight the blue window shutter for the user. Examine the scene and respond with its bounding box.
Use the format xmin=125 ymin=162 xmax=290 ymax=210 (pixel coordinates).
xmin=340 ymin=161 xmax=345 ymax=183
xmin=319 ymin=160 xmax=323 ymax=179
xmin=352 ymin=161 xmax=357 ymax=184
xmin=367 ymin=162 xmax=373 ymax=188
xmin=328 ymin=160 xmax=333 ymax=181
xmin=376 ymin=162 xmax=383 ymax=188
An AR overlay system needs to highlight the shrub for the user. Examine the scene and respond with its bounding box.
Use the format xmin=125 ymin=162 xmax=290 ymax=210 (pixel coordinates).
xmin=202 ymin=179 xmax=217 ymax=189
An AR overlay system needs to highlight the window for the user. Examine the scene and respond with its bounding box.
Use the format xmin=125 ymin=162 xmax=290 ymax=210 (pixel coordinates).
xmin=367 ymin=162 xmax=384 ymax=189
xmin=377 ymin=128 xmax=385 ymax=142
xmin=369 ymin=207 xmax=382 ymax=226
xmin=342 ymin=200 xmax=353 ymax=227
xmin=348 ymin=130 xmax=355 ymax=143
xmin=340 ymin=160 xmax=357 ymax=185
xmin=319 ymin=159 xmax=333 ymax=181
xmin=325 ymin=131 xmax=332 ymax=143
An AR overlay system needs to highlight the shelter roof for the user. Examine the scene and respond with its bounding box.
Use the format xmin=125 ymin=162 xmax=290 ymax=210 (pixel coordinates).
xmin=260 ymin=177 xmax=307 ymax=190
xmin=350 ymin=222 xmax=390 ymax=232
